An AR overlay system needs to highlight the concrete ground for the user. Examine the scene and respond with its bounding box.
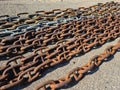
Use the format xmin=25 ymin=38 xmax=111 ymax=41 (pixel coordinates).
xmin=0 ymin=0 xmax=120 ymax=90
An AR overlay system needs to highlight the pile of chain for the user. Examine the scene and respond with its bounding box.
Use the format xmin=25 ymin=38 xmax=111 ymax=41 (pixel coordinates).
xmin=0 ymin=13 xmax=119 ymax=58
xmin=0 ymin=1 xmax=120 ymax=90
xmin=0 ymin=13 xmax=120 ymax=90
xmin=0 ymin=1 xmax=119 ymax=37
xmin=36 ymin=40 xmax=120 ymax=90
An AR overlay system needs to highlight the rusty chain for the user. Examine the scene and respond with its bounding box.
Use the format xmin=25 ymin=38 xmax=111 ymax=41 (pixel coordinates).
xmin=0 ymin=1 xmax=119 ymax=37
xmin=35 ymin=40 xmax=120 ymax=90
xmin=0 ymin=14 xmax=120 ymax=89
xmin=0 ymin=13 xmax=119 ymax=59
xmin=0 ymin=1 xmax=120 ymax=90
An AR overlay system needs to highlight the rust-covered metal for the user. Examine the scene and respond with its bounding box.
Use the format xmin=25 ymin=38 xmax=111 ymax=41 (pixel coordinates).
xmin=0 ymin=1 xmax=120 ymax=90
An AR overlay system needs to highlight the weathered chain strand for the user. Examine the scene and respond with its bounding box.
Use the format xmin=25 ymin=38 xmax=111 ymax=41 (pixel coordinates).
xmin=35 ymin=40 xmax=120 ymax=90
